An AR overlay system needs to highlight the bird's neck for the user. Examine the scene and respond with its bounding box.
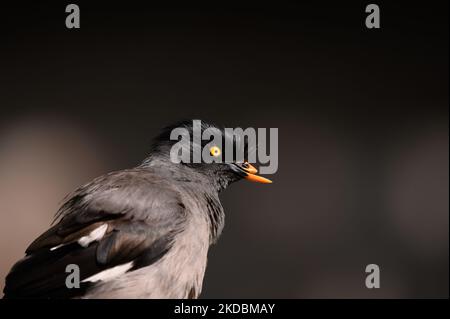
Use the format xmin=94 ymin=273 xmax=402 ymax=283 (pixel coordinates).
xmin=139 ymin=158 xmax=225 ymax=244
xmin=202 ymin=192 xmax=225 ymax=244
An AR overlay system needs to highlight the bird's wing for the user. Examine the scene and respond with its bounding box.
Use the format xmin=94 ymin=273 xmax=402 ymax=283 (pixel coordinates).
xmin=3 ymin=169 xmax=187 ymax=299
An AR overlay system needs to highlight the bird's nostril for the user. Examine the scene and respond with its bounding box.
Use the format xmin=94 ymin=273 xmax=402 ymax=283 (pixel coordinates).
xmin=242 ymin=162 xmax=249 ymax=168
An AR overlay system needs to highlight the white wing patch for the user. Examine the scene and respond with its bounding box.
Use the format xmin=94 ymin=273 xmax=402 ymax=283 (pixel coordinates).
xmin=49 ymin=224 xmax=108 ymax=251
xmin=78 ymin=224 xmax=108 ymax=247
xmin=50 ymin=244 xmax=64 ymax=251
xmin=82 ymin=262 xmax=134 ymax=283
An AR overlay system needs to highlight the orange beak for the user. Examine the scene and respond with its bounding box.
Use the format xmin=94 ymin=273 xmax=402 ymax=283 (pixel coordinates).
xmin=240 ymin=162 xmax=272 ymax=184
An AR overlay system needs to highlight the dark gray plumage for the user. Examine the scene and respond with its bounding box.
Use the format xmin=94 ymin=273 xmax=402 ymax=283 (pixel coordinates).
xmin=2 ymin=120 xmax=271 ymax=299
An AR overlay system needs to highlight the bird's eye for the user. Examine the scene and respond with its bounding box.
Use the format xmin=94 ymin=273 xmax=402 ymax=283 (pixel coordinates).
xmin=209 ymin=146 xmax=221 ymax=157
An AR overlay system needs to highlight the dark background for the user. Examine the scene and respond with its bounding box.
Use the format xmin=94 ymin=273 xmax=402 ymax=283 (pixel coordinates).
xmin=0 ymin=1 xmax=448 ymax=298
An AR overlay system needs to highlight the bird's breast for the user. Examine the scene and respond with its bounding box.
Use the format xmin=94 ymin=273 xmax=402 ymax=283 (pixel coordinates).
xmin=82 ymin=209 xmax=210 ymax=299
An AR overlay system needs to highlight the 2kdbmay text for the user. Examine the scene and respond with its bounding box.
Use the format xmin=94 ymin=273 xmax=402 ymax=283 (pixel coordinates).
xmin=174 ymin=302 xmax=276 ymax=316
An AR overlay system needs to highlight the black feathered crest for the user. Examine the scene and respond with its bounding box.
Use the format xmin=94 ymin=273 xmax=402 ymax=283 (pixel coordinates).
xmin=143 ymin=119 xmax=254 ymax=165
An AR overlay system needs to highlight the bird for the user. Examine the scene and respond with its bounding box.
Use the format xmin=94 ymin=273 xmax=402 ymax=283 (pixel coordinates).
xmin=2 ymin=120 xmax=272 ymax=299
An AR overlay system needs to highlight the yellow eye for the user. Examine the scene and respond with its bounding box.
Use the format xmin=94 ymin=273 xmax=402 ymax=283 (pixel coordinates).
xmin=209 ymin=146 xmax=221 ymax=157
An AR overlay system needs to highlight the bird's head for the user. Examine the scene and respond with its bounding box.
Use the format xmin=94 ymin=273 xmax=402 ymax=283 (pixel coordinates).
xmin=143 ymin=120 xmax=272 ymax=190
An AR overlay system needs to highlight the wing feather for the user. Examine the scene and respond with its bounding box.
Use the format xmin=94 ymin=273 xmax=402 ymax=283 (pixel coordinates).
xmin=3 ymin=168 xmax=186 ymax=299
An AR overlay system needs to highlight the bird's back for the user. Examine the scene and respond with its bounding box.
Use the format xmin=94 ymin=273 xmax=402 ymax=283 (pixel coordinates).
xmin=3 ymin=167 xmax=212 ymax=299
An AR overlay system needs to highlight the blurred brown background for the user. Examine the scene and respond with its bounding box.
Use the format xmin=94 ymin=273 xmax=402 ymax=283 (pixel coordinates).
xmin=0 ymin=2 xmax=448 ymax=298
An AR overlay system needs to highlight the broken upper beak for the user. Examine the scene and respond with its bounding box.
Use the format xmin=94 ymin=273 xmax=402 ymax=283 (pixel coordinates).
xmin=233 ymin=162 xmax=272 ymax=184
